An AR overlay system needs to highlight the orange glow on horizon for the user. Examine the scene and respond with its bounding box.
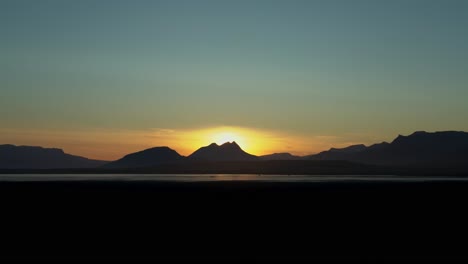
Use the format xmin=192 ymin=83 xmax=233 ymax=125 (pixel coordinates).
xmin=211 ymin=131 xmax=244 ymax=146
xmin=0 ymin=126 xmax=371 ymax=161
xmin=196 ymin=127 xmax=273 ymax=155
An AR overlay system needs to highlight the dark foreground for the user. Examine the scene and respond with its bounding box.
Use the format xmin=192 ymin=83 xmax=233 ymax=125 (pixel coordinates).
xmin=1 ymin=180 xmax=468 ymax=261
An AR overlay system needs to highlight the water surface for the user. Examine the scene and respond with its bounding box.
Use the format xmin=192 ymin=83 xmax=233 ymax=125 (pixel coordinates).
xmin=0 ymin=174 xmax=467 ymax=183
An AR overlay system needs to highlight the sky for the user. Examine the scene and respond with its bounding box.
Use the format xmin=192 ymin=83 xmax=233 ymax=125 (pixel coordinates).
xmin=1 ymin=0 xmax=468 ymax=160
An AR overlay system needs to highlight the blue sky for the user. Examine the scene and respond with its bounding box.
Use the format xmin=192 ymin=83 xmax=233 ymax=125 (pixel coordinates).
xmin=1 ymin=0 xmax=468 ymax=159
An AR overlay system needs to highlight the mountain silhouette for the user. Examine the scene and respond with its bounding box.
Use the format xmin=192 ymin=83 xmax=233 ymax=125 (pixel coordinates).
xmin=305 ymin=144 xmax=367 ymax=161
xmin=2 ymin=131 xmax=468 ymax=171
xmin=188 ymin=142 xmax=258 ymax=161
xmin=306 ymin=131 xmax=468 ymax=167
xmin=328 ymin=144 xmax=367 ymax=153
xmin=260 ymin=153 xmax=302 ymax=160
xmin=0 ymin=144 xmax=107 ymax=169
xmin=104 ymin=147 xmax=184 ymax=168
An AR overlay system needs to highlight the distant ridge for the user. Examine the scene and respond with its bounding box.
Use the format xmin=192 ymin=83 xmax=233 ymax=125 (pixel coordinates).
xmin=306 ymin=131 xmax=468 ymax=167
xmin=0 ymin=144 xmax=108 ymax=169
xmin=260 ymin=153 xmax=301 ymax=160
xmin=188 ymin=142 xmax=258 ymax=161
xmin=103 ymin=146 xmax=184 ymax=168
xmin=306 ymin=144 xmax=367 ymax=161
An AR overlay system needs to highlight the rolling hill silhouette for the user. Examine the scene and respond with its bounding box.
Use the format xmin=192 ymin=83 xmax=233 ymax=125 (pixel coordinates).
xmin=103 ymin=147 xmax=184 ymax=168
xmin=259 ymin=153 xmax=301 ymax=160
xmin=188 ymin=142 xmax=258 ymax=161
xmin=304 ymin=144 xmax=367 ymax=161
xmin=0 ymin=144 xmax=107 ymax=169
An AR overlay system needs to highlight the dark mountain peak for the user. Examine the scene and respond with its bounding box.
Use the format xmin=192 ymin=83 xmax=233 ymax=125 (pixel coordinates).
xmin=1 ymin=144 xmax=16 ymax=148
xmin=272 ymin=152 xmax=292 ymax=155
xmin=1 ymin=144 xmax=67 ymax=155
xmin=201 ymin=141 xmax=242 ymax=151
xmin=392 ymin=131 xmax=430 ymax=144
xmin=155 ymin=146 xmax=171 ymax=149
xmin=392 ymin=134 xmax=406 ymax=143
xmin=367 ymin=142 xmax=390 ymax=150
xmin=260 ymin=152 xmax=301 ymax=160
xmin=220 ymin=141 xmax=235 ymax=145
xmin=329 ymin=144 xmax=367 ymax=153
xmin=306 ymin=130 xmax=468 ymax=166
xmin=138 ymin=146 xmax=174 ymax=153
xmin=47 ymin=147 xmax=65 ymax=154
xmin=409 ymin=131 xmax=466 ymax=137
xmin=392 ymin=131 xmax=429 ymax=143
xmin=120 ymin=146 xmax=181 ymax=159
xmin=188 ymin=142 xmax=257 ymax=161
xmin=220 ymin=141 xmax=241 ymax=149
xmin=104 ymin=146 xmax=183 ymax=168
xmin=392 ymin=131 xmax=468 ymax=146
xmin=305 ymin=144 xmax=368 ymax=161
xmin=411 ymin=131 xmax=428 ymax=136
xmin=391 ymin=131 xmax=425 ymax=143
xmin=0 ymin=144 xmax=107 ymax=169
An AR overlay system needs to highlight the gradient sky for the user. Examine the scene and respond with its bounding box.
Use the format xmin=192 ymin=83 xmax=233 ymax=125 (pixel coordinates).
xmin=1 ymin=0 xmax=468 ymax=160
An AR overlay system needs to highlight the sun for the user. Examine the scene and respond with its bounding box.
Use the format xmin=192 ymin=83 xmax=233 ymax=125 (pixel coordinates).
xmin=195 ymin=126 xmax=273 ymax=155
xmin=212 ymin=132 xmax=244 ymax=145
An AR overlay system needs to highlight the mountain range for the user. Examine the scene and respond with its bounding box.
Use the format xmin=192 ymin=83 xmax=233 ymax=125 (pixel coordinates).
xmin=1 ymin=131 xmax=468 ymax=170
xmin=306 ymin=131 xmax=468 ymax=167
xmin=0 ymin=144 xmax=107 ymax=169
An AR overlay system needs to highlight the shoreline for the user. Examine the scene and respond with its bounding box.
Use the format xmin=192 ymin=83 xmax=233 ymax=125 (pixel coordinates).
xmin=1 ymin=160 xmax=467 ymax=176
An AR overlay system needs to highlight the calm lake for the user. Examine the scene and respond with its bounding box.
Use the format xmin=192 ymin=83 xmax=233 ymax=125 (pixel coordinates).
xmin=0 ymin=174 xmax=467 ymax=182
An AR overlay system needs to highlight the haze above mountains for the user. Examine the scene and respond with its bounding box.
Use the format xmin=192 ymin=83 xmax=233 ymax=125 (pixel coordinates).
xmin=1 ymin=131 xmax=468 ymax=170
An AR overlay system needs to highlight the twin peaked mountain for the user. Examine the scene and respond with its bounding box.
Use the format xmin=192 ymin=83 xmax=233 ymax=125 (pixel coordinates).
xmin=105 ymin=141 xmax=256 ymax=168
xmin=1 ymin=131 xmax=468 ymax=169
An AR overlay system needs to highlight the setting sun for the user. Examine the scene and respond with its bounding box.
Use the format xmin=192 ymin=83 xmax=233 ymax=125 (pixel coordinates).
xmin=211 ymin=132 xmax=244 ymax=146
xmin=197 ymin=126 xmax=288 ymax=155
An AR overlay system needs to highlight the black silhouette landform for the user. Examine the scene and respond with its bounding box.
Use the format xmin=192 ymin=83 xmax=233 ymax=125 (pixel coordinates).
xmin=1 ymin=131 xmax=468 ymax=174
xmin=306 ymin=131 xmax=468 ymax=167
xmin=0 ymin=144 xmax=107 ymax=169
xmin=188 ymin=141 xmax=258 ymax=162
xmin=259 ymin=152 xmax=302 ymax=160
xmin=104 ymin=147 xmax=184 ymax=169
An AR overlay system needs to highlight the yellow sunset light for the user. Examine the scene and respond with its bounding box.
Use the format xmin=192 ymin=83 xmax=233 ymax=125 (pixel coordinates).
xmin=146 ymin=126 xmax=312 ymax=158
xmin=197 ymin=127 xmax=258 ymax=152
xmin=211 ymin=131 xmax=245 ymax=147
